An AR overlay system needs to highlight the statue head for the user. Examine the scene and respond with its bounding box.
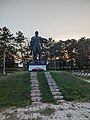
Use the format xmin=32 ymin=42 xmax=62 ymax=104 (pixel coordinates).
xmin=35 ymin=31 xmax=39 ymax=36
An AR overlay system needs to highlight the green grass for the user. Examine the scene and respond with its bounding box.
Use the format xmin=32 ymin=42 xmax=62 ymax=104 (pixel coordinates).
xmin=37 ymin=72 xmax=55 ymax=103
xmin=0 ymin=68 xmax=20 ymax=75
xmin=81 ymin=76 xmax=90 ymax=80
xmin=51 ymin=71 xmax=90 ymax=102
xmin=0 ymin=70 xmax=90 ymax=109
xmin=0 ymin=71 xmax=31 ymax=108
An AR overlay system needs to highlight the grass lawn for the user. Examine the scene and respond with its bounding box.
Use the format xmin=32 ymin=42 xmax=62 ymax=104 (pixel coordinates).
xmin=51 ymin=71 xmax=90 ymax=102
xmin=37 ymin=72 xmax=55 ymax=103
xmin=0 ymin=70 xmax=90 ymax=108
xmin=81 ymin=76 xmax=90 ymax=80
xmin=0 ymin=71 xmax=31 ymax=108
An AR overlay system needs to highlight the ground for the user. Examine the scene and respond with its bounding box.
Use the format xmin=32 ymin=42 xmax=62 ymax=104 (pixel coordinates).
xmin=0 ymin=102 xmax=90 ymax=120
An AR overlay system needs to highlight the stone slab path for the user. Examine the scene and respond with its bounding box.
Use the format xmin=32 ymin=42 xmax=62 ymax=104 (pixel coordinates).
xmin=30 ymin=72 xmax=42 ymax=105
xmin=44 ymin=72 xmax=65 ymax=103
xmin=30 ymin=72 xmax=65 ymax=105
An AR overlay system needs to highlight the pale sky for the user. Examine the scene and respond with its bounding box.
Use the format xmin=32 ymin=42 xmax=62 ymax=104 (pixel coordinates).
xmin=0 ymin=0 xmax=90 ymax=41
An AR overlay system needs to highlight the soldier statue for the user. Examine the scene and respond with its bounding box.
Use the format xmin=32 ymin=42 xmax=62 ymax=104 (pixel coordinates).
xmin=30 ymin=31 xmax=47 ymax=63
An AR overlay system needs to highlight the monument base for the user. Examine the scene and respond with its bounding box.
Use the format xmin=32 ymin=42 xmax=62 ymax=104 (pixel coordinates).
xmin=29 ymin=63 xmax=46 ymax=71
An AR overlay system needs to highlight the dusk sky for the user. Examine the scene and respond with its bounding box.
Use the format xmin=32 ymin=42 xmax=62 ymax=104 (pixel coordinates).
xmin=0 ymin=0 xmax=90 ymax=41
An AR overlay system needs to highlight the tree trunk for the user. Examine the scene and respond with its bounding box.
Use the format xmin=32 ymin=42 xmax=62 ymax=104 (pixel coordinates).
xmin=3 ymin=51 xmax=6 ymax=75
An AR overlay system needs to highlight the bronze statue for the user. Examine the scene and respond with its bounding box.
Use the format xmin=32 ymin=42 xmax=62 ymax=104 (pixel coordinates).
xmin=30 ymin=31 xmax=47 ymax=63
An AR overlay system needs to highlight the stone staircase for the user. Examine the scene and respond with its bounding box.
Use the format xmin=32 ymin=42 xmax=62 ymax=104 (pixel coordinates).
xmin=44 ymin=72 xmax=65 ymax=103
xmin=30 ymin=72 xmax=65 ymax=105
xmin=30 ymin=72 xmax=42 ymax=105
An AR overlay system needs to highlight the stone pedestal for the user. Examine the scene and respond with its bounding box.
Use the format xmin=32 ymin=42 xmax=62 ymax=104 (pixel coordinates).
xmin=28 ymin=62 xmax=46 ymax=71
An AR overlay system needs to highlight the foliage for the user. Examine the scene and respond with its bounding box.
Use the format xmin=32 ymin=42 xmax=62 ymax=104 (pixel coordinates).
xmin=0 ymin=27 xmax=16 ymax=74
xmin=0 ymin=26 xmax=90 ymax=71
xmin=42 ymin=37 xmax=55 ymax=62
xmin=15 ymin=31 xmax=26 ymax=62
xmin=76 ymin=37 xmax=90 ymax=69
xmin=48 ymin=37 xmax=90 ymax=70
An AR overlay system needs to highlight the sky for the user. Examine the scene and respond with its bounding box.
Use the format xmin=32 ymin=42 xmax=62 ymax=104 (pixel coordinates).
xmin=0 ymin=0 xmax=90 ymax=41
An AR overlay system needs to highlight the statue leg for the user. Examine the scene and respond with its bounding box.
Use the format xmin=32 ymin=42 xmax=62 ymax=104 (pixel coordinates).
xmin=38 ymin=48 xmax=42 ymax=62
xmin=38 ymin=53 xmax=41 ymax=61
xmin=33 ymin=47 xmax=37 ymax=63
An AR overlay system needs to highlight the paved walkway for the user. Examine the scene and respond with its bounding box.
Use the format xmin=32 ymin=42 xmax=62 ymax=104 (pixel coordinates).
xmin=30 ymin=72 xmax=65 ymax=105
xmin=30 ymin=72 xmax=42 ymax=105
xmin=44 ymin=72 xmax=65 ymax=103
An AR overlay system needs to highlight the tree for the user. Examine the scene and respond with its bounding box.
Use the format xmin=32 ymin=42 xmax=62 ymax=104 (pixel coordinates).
xmin=64 ymin=39 xmax=78 ymax=69
xmin=22 ymin=38 xmax=32 ymax=64
xmin=76 ymin=37 xmax=90 ymax=70
xmin=15 ymin=31 xmax=26 ymax=62
xmin=42 ymin=37 xmax=55 ymax=63
xmin=0 ymin=26 xmax=14 ymax=74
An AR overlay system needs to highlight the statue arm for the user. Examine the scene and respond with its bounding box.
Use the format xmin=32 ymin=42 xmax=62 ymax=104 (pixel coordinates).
xmin=42 ymin=38 xmax=47 ymax=43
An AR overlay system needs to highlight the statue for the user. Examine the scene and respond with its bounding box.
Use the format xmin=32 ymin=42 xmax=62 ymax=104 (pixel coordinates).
xmin=30 ymin=31 xmax=47 ymax=63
